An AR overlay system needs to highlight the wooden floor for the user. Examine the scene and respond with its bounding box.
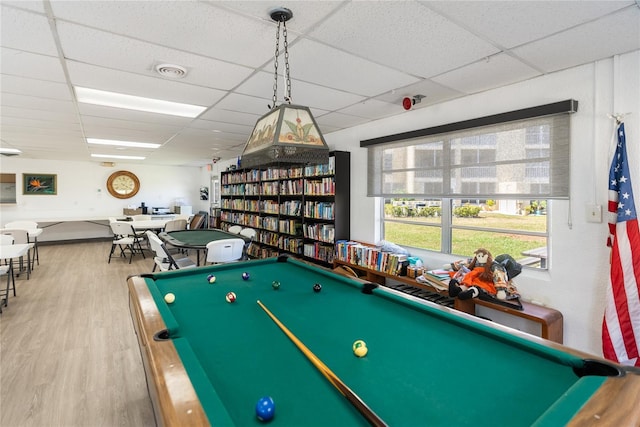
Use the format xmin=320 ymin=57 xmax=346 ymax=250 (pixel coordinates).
xmin=0 ymin=241 xmax=167 ymax=427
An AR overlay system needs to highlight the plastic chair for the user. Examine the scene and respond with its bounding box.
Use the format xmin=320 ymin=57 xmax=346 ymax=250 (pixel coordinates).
xmin=108 ymin=221 xmax=146 ymax=264
xmin=205 ymin=238 xmax=245 ymax=264
xmin=164 ymin=219 xmax=187 ymax=232
xmin=227 ymin=225 xmax=243 ymax=234
xmin=0 ymin=229 xmax=33 ymax=279
xmin=239 ymin=228 xmax=257 ymax=259
xmin=188 ymin=214 xmax=206 ymax=230
xmin=131 ymin=214 xmax=152 ymax=221
xmin=146 ymin=231 xmax=196 ymax=271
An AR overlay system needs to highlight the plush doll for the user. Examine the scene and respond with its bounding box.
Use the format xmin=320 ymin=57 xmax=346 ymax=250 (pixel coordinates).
xmin=448 ymin=248 xmax=509 ymax=300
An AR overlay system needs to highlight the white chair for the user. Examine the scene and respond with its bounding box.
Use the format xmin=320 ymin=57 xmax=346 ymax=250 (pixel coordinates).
xmin=5 ymin=221 xmax=40 ymax=267
xmin=0 ymin=229 xmax=34 ymax=279
xmin=164 ymin=219 xmax=187 ymax=232
xmin=1 ymin=235 xmax=14 ymax=245
xmin=108 ymin=221 xmax=146 ymax=264
xmin=146 ymin=231 xmax=196 ymax=272
xmin=0 ymin=263 xmax=11 ymax=313
xmin=205 ymin=238 xmax=245 ymax=264
xmin=227 ymin=225 xmax=243 ymax=234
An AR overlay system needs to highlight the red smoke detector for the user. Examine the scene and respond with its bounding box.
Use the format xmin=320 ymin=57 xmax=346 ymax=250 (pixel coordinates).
xmin=402 ymin=95 xmax=426 ymax=111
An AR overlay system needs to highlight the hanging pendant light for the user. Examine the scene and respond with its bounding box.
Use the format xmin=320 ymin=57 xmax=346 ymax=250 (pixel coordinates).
xmin=240 ymin=7 xmax=329 ymax=169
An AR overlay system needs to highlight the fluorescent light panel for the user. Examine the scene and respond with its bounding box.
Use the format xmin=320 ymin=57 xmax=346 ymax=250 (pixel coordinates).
xmin=75 ymin=86 xmax=207 ymax=118
xmin=0 ymin=147 xmax=22 ymax=154
xmin=91 ymin=154 xmax=146 ymax=160
xmin=87 ymin=138 xmax=161 ymax=149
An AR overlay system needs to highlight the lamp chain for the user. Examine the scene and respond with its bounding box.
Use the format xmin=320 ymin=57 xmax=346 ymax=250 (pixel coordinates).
xmin=282 ymin=19 xmax=291 ymax=104
xmin=271 ymin=20 xmax=281 ymax=110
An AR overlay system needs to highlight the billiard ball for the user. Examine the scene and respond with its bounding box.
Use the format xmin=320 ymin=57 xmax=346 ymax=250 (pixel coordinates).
xmin=208 ymin=275 xmax=217 ymax=284
xmin=255 ymin=396 xmax=275 ymax=422
xmin=225 ymin=292 xmax=237 ymax=303
xmin=164 ymin=293 xmax=175 ymax=304
xmin=242 ymin=272 xmax=250 ymax=280
xmin=352 ymin=340 xmax=366 ymax=352
xmin=272 ymin=281 xmax=281 ymax=290
xmin=313 ymin=283 xmax=322 ymax=293
xmin=354 ymin=345 xmax=368 ymax=358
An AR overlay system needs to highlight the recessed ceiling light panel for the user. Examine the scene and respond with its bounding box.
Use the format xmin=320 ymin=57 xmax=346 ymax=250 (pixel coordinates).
xmin=75 ymin=86 xmax=206 ymax=118
xmin=87 ymin=138 xmax=161 ymax=149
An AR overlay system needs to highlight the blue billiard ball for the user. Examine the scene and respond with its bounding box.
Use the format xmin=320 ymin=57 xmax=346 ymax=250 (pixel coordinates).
xmin=206 ymin=274 xmax=214 ymax=282
xmin=242 ymin=272 xmax=250 ymax=280
xmin=256 ymin=396 xmax=275 ymax=422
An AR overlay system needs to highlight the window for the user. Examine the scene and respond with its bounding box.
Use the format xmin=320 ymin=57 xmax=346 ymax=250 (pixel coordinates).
xmin=364 ymin=100 xmax=576 ymax=269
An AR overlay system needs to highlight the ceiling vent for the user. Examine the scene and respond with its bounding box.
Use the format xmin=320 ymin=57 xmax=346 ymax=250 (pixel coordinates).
xmin=154 ymin=63 xmax=188 ymax=79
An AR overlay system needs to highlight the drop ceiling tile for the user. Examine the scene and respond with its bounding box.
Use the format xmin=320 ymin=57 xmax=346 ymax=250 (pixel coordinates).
xmin=1 ymin=48 xmax=66 ymax=82
xmin=235 ymin=71 xmax=366 ymax=112
xmin=0 ymin=5 xmax=58 ymax=56
xmin=212 ymin=1 xmax=344 ymax=33
xmin=189 ymin=119 xmax=253 ymax=136
xmin=2 ymin=93 xmax=76 ymax=114
xmin=286 ymin=39 xmax=420 ymax=97
xmin=57 ymin=22 xmax=254 ymax=92
xmin=1 ymin=105 xmax=78 ymax=124
xmin=2 ymin=1 xmax=45 ymax=13
xmin=66 ymin=61 xmax=225 ymax=107
xmin=374 ymin=79 xmax=464 ymax=106
xmin=0 ymin=117 xmax=81 ymax=132
xmin=50 ymin=1 xmax=277 ymax=68
xmin=315 ymin=111 xmax=370 ymax=129
xmin=1 ymin=75 xmax=72 ymax=100
xmin=198 ymin=108 xmax=259 ymax=125
xmin=432 ymin=53 xmax=540 ymax=94
xmin=77 ymin=103 xmax=195 ymax=127
xmin=309 ymin=1 xmax=498 ymax=78
xmin=338 ymin=99 xmax=400 ymax=121
xmin=214 ymin=93 xmax=273 ymax=116
xmin=512 ymin=7 xmax=640 ymax=73
xmin=425 ymin=1 xmax=634 ymax=49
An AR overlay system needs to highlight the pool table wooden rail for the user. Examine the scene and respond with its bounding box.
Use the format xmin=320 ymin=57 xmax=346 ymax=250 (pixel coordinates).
xmin=128 ymin=275 xmax=210 ymax=427
xmin=128 ymin=272 xmax=640 ymax=427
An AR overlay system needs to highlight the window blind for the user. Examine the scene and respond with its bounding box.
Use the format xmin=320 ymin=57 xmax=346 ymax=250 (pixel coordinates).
xmin=365 ymin=102 xmax=575 ymax=199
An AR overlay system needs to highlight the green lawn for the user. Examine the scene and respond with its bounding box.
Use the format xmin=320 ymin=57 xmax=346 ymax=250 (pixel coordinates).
xmin=384 ymin=213 xmax=547 ymax=263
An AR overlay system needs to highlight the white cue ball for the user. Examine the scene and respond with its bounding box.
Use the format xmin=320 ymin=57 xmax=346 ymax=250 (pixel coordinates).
xmin=164 ymin=293 xmax=176 ymax=304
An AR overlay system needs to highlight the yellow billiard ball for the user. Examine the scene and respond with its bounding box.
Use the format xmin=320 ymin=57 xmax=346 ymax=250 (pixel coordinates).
xmin=354 ymin=346 xmax=368 ymax=358
xmin=164 ymin=293 xmax=175 ymax=304
xmin=352 ymin=340 xmax=366 ymax=352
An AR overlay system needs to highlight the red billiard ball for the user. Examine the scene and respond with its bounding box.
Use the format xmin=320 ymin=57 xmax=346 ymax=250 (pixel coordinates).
xmin=313 ymin=283 xmax=322 ymax=293
xmin=226 ymin=292 xmax=237 ymax=303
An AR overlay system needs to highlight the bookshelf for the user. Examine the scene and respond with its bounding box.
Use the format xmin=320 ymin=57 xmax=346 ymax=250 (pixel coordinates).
xmin=220 ymin=151 xmax=350 ymax=265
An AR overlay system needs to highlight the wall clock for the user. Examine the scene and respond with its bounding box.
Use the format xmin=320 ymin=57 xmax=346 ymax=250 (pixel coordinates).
xmin=106 ymin=170 xmax=140 ymax=199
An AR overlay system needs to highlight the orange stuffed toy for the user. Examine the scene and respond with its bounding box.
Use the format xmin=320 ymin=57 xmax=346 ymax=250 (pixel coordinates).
xmin=448 ymin=248 xmax=509 ymax=300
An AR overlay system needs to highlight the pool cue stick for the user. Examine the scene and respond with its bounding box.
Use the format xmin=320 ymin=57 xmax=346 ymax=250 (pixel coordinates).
xmin=257 ymin=300 xmax=388 ymax=427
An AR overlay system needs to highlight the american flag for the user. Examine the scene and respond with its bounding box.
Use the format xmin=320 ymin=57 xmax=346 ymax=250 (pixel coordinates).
xmin=602 ymin=122 xmax=640 ymax=367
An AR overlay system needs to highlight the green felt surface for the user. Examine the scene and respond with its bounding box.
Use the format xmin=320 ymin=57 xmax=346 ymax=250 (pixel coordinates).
xmin=163 ymin=229 xmax=243 ymax=248
xmin=145 ymin=257 xmax=596 ymax=427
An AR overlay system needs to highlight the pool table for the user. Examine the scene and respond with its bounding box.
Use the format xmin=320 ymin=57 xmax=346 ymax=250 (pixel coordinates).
xmin=158 ymin=229 xmax=250 ymax=265
xmin=128 ymin=256 xmax=640 ymax=427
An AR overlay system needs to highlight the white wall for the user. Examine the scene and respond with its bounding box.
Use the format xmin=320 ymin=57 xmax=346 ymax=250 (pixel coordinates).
xmin=0 ymin=157 xmax=210 ymax=239
xmin=325 ymin=50 xmax=640 ymax=356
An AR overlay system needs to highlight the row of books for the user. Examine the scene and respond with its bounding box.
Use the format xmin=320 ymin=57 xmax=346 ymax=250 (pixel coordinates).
xmin=303 ymin=201 xmax=334 ymax=220
xmin=303 ymin=242 xmax=335 ymax=263
xmin=303 ymin=223 xmax=335 ymax=243
xmin=304 ymin=177 xmax=335 ymax=196
xmin=304 ymin=157 xmax=335 ymax=177
xmin=335 ymin=241 xmax=408 ymax=276
xmin=221 ymin=167 xmax=307 ymax=185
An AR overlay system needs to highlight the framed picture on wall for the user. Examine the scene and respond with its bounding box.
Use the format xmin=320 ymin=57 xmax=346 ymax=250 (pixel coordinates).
xmin=23 ymin=173 xmax=57 ymax=195
xmin=200 ymin=186 xmax=209 ymax=201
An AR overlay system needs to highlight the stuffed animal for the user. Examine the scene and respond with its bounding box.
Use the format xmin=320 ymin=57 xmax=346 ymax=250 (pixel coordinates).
xmin=448 ymin=248 xmax=509 ymax=300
